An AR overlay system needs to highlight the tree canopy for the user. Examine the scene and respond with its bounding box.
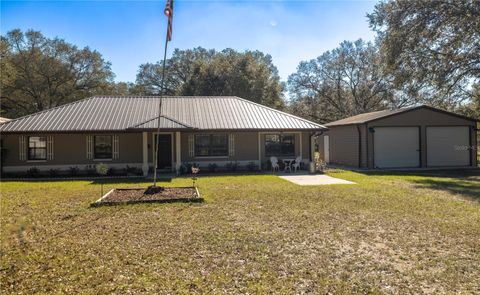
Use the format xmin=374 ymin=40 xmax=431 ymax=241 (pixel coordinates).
xmin=0 ymin=29 xmax=115 ymax=118
xmin=287 ymin=39 xmax=396 ymax=123
xmin=368 ymin=0 xmax=480 ymax=110
xmin=136 ymin=47 xmax=285 ymax=109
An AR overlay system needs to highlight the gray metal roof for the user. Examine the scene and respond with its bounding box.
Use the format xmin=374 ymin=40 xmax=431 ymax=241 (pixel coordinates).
xmin=324 ymin=108 xmax=416 ymax=126
xmin=325 ymin=105 xmax=477 ymax=127
xmin=0 ymin=96 xmax=326 ymax=132
xmin=130 ymin=115 xmax=192 ymax=130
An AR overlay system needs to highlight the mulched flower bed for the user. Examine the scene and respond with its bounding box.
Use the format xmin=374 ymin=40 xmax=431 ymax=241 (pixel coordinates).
xmin=92 ymin=187 xmax=202 ymax=207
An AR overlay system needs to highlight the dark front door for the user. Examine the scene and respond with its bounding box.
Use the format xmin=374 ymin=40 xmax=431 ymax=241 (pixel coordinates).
xmin=155 ymin=134 xmax=172 ymax=170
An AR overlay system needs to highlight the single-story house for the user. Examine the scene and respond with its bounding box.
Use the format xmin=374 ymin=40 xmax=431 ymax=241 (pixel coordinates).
xmin=0 ymin=96 xmax=327 ymax=175
xmin=318 ymin=105 xmax=478 ymax=169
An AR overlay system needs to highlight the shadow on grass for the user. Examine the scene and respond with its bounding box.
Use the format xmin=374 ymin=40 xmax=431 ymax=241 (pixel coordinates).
xmin=358 ymin=169 xmax=480 ymax=201
xmin=359 ymin=168 xmax=480 ymax=178
xmin=411 ymin=178 xmax=480 ymax=202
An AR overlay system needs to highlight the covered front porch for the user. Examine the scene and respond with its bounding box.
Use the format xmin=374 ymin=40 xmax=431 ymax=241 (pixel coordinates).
xmin=140 ymin=130 xmax=319 ymax=177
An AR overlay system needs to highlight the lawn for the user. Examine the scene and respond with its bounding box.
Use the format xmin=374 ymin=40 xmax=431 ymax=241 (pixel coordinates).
xmin=1 ymin=170 xmax=479 ymax=294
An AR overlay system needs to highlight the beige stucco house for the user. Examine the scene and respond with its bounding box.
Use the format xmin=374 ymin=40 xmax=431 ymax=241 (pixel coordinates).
xmin=0 ymin=96 xmax=326 ymax=175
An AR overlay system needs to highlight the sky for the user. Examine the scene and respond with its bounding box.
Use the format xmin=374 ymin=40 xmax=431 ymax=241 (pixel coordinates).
xmin=1 ymin=0 xmax=377 ymax=83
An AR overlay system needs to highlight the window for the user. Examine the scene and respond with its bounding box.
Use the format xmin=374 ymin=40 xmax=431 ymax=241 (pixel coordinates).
xmin=28 ymin=136 xmax=47 ymax=160
xmin=195 ymin=134 xmax=228 ymax=157
xmin=265 ymin=134 xmax=295 ymax=157
xmin=94 ymin=135 xmax=112 ymax=159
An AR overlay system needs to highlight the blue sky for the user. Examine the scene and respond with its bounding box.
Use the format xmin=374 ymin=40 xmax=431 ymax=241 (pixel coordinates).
xmin=1 ymin=0 xmax=377 ymax=83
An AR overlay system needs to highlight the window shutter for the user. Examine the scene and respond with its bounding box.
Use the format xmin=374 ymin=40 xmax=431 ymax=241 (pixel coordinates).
xmin=113 ymin=135 xmax=119 ymax=159
xmin=86 ymin=135 xmax=93 ymax=159
xmin=19 ymin=136 xmax=26 ymax=161
xmin=188 ymin=135 xmax=194 ymax=157
xmin=47 ymin=136 xmax=54 ymax=160
xmin=229 ymin=134 xmax=235 ymax=157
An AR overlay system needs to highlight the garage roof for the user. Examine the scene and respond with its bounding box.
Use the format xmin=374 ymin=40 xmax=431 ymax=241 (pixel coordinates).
xmin=0 ymin=96 xmax=326 ymax=132
xmin=325 ymin=105 xmax=477 ymax=127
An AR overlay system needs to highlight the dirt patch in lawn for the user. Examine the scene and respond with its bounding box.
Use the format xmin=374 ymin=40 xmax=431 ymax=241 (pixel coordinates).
xmin=92 ymin=187 xmax=202 ymax=206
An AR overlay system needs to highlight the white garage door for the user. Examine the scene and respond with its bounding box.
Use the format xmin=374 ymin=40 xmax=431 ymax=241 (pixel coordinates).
xmin=427 ymin=126 xmax=470 ymax=167
xmin=374 ymin=127 xmax=420 ymax=168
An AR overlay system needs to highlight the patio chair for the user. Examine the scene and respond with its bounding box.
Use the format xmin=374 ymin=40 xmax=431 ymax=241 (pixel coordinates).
xmin=292 ymin=156 xmax=302 ymax=172
xmin=270 ymin=156 xmax=280 ymax=172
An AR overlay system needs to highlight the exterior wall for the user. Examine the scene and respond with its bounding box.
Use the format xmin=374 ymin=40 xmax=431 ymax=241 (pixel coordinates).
xmin=302 ymin=131 xmax=312 ymax=161
xmin=180 ymin=131 xmax=259 ymax=168
xmin=179 ymin=131 xmax=312 ymax=169
xmin=2 ymin=132 xmax=143 ymax=172
xmin=366 ymin=108 xmax=477 ymax=168
xmin=1 ymin=130 xmax=320 ymax=174
xmin=320 ymin=125 xmax=366 ymax=167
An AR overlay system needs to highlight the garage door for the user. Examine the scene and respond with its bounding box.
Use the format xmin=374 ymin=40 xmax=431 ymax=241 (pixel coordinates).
xmin=427 ymin=126 xmax=470 ymax=167
xmin=374 ymin=127 xmax=420 ymax=168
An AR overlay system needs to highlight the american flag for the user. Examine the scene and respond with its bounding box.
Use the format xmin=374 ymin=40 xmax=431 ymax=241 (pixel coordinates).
xmin=164 ymin=0 xmax=174 ymax=41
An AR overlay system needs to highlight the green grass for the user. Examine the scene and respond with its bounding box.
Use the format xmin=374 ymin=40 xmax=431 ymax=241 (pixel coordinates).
xmin=1 ymin=170 xmax=479 ymax=294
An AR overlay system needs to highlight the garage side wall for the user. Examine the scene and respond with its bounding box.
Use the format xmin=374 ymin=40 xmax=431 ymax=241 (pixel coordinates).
xmin=366 ymin=108 xmax=477 ymax=168
xmin=321 ymin=125 xmax=365 ymax=167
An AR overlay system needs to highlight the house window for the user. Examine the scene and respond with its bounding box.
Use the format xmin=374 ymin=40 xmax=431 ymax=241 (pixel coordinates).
xmin=94 ymin=135 xmax=112 ymax=159
xmin=28 ymin=136 xmax=47 ymax=160
xmin=265 ymin=134 xmax=295 ymax=157
xmin=195 ymin=134 xmax=228 ymax=157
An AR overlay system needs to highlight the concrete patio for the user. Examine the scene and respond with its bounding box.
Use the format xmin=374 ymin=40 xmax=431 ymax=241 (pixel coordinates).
xmin=279 ymin=173 xmax=356 ymax=186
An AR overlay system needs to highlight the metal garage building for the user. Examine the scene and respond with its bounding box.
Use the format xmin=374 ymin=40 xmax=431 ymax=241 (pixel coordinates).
xmin=319 ymin=105 xmax=478 ymax=169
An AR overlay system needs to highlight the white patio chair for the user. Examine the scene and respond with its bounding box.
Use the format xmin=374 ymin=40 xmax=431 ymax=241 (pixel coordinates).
xmin=292 ymin=156 xmax=302 ymax=172
xmin=270 ymin=156 xmax=280 ymax=173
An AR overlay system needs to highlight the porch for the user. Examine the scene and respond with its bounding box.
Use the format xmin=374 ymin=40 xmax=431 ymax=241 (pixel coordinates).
xmin=141 ymin=130 xmax=317 ymax=176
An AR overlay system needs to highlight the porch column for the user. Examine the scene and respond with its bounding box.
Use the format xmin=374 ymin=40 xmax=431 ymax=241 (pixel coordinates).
xmin=142 ymin=132 xmax=149 ymax=176
xmin=175 ymin=131 xmax=181 ymax=173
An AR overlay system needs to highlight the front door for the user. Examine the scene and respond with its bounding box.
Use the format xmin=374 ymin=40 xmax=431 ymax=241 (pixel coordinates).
xmin=155 ymin=134 xmax=172 ymax=170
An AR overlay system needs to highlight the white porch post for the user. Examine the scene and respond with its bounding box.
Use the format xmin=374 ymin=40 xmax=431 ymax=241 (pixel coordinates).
xmin=142 ymin=132 xmax=149 ymax=176
xmin=175 ymin=131 xmax=181 ymax=173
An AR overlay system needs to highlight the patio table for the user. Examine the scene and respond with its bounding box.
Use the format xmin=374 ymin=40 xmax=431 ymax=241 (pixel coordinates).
xmin=283 ymin=158 xmax=294 ymax=173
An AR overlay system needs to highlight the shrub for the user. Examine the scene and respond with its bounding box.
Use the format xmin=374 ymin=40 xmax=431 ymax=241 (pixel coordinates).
xmin=69 ymin=166 xmax=80 ymax=176
xmin=262 ymin=161 xmax=272 ymax=171
xmin=27 ymin=167 xmax=40 ymax=178
xmin=246 ymin=162 xmax=257 ymax=171
xmin=208 ymin=163 xmax=218 ymax=173
xmin=96 ymin=163 xmax=108 ymax=176
xmin=85 ymin=165 xmax=96 ymax=176
xmin=125 ymin=165 xmax=137 ymax=175
xmin=179 ymin=162 xmax=191 ymax=175
xmin=49 ymin=168 xmax=59 ymax=177
xmin=107 ymin=167 xmax=116 ymax=176
xmin=314 ymin=153 xmax=327 ymax=172
xmin=225 ymin=161 xmax=238 ymax=172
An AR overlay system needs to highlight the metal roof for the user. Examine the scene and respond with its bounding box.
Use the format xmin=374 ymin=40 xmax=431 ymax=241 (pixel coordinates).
xmin=0 ymin=96 xmax=326 ymax=132
xmin=325 ymin=105 xmax=477 ymax=127
xmin=129 ymin=115 xmax=192 ymax=130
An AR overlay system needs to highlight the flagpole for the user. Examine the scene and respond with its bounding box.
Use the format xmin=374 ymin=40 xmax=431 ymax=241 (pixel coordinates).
xmin=153 ymin=27 xmax=170 ymax=187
